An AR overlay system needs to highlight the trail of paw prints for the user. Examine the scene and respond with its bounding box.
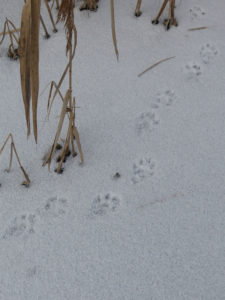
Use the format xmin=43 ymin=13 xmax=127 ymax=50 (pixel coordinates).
xmin=136 ymin=111 xmax=159 ymax=135
xmin=1 ymin=213 xmax=36 ymax=241
xmin=1 ymin=197 xmax=69 ymax=242
xmin=200 ymin=44 xmax=218 ymax=64
xmin=189 ymin=6 xmax=206 ymax=20
xmin=151 ymin=90 xmax=176 ymax=109
xmin=132 ymin=157 xmax=155 ymax=184
xmin=136 ymin=90 xmax=176 ymax=135
xmin=90 ymin=193 xmax=121 ymax=217
xmin=183 ymin=62 xmax=202 ymax=79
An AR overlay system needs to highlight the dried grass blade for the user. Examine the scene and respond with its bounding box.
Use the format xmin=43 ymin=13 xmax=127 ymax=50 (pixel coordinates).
xmin=110 ymin=0 xmax=119 ymax=60
xmin=50 ymin=25 xmax=77 ymax=105
xmin=44 ymin=0 xmax=57 ymax=32
xmin=138 ymin=56 xmax=175 ymax=77
xmin=43 ymin=90 xmax=71 ymax=169
xmin=0 ymin=134 xmax=30 ymax=186
xmin=188 ymin=26 xmax=208 ymax=31
xmin=6 ymin=19 xmax=20 ymax=43
xmin=0 ymin=27 xmax=20 ymax=37
xmin=5 ymin=143 xmax=13 ymax=172
xmin=0 ymin=21 xmax=8 ymax=44
xmin=57 ymin=105 xmax=74 ymax=173
xmin=47 ymin=81 xmax=65 ymax=116
xmin=73 ymin=126 xmax=83 ymax=163
xmin=18 ymin=0 xmax=31 ymax=137
xmin=30 ymin=0 xmax=41 ymax=143
xmin=12 ymin=142 xmax=30 ymax=186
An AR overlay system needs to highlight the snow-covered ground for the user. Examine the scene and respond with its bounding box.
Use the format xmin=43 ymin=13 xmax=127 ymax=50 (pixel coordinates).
xmin=0 ymin=0 xmax=225 ymax=299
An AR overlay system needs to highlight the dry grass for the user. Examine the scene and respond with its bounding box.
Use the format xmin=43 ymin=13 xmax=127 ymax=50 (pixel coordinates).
xmin=44 ymin=0 xmax=58 ymax=32
xmin=0 ymin=134 xmax=30 ymax=186
xmin=0 ymin=18 xmax=20 ymax=59
xmin=110 ymin=0 xmax=119 ymax=60
xmin=18 ymin=0 xmax=59 ymax=142
xmin=18 ymin=0 xmax=31 ymax=137
xmin=188 ymin=26 xmax=208 ymax=31
xmin=138 ymin=56 xmax=175 ymax=77
xmin=43 ymin=0 xmax=83 ymax=173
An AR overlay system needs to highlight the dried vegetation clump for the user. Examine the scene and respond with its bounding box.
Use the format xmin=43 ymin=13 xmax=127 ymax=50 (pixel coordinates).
xmin=42 ymin=0 xmax=83 ymax=174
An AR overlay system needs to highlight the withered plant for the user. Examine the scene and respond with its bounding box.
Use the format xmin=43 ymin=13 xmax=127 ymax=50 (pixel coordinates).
xmin=42 ymin=0 xmax=83 ymax=173
xmin=43 ymin=0 xmax=58 ymax=33
xmin=0 ymin=18 xmax=20 ymax=59
xmin=0 ymin=134 xmax=30 ymax=186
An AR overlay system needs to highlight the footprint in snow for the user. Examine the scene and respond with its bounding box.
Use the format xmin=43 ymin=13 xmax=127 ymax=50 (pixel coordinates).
xmin=184 ymin=62 xmax=202 ymax=79
xmin=200 ymin=44 xmax=218 ymax=64
xmin=1 ymin=213 xmax=36 ymax=241
xmin=136 ymin=111 xmax=159 ymax=135
xmin=90 ymin=193 xmax=121 ymax=216
xmin=132 ymin=157 xmax=155 ymax=184
xmin=189 ymin=6 xmax=206 ymax=20
xmin=151 ymin=90 xmax=176 ymax=109
xmin=26 ymin=266 xmax=38 ymax=279
xmin=1 ymin=196 xmax=69 ymax=242
xmin=41 ymin=196 xmax=68 ymax=218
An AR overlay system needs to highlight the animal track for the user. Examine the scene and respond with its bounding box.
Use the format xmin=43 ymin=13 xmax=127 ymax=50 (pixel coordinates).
xmin=136 ymin=111 xmax=159 ymax=135
xmin=132 ymin=157 xmax=155 ymax=184
xmin=189 ymin=6 xmax=206 ymax=19
xmin=1 ymin=213 xmax=36 ymax=240
xmin=200 ymin=44 xmax=218 ymax=64
xmin=26 ymin=266 xmax=37 ymax=278
xmin=43 ymin=196 xmax=68 ymax=217
xmin=1 ymin=196 xmax=69 ymax=242
xmin=184 ymin=62 xmax=202 ymax=79
xmin=90 ymin=193 xmax=121 ymax=216
xmin=151 ymin=90 xmax=176 ymax=108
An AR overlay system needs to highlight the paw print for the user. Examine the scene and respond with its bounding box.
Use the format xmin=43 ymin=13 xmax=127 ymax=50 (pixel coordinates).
xmin=2 ymin=213 xmax=36 ymax=240
xmin=200 ymin=44 xmax=218 ymax=64
xmin=152 ymin=90 xmax=176 ymax=108
xmin=184 ymin=62 xmax=202 ymax=79
xmin=189 ymin=6 xmax=206 ymax=19
xmin=132 ymin=157 xmax=155 ymax=184
xmin=136 ymin=111 xmax=159 ymax=135
xmin=90 ymin=193 xmax=121 ymax=216
xmin=43 ymin=196 xmax=68 ymax=217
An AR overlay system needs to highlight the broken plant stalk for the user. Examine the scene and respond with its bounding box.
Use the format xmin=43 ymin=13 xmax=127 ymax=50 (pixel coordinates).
xmin=0 ymin=134 xmax=30 ymax=186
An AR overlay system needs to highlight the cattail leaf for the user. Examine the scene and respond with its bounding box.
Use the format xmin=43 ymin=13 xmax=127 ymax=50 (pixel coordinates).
xmin=18 ymin=0 xmax=31 ymax=137
xmin=30 ymin=0 xmax=41 ymax=143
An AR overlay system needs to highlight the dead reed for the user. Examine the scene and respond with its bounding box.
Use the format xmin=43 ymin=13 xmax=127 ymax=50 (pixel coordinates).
xmin=0 ymin=18 xmax=20 ymax=59
xmin=18 ymin=0 xmax=58 ymax=142
xmin=0 ymin=134 xmax=30 ymax=186
xmin=43 ymin=0 xmax=83 ymax=173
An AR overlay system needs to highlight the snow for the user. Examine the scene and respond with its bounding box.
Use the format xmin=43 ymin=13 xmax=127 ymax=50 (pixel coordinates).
xmin=0 ymin=0 xmax=225 ymax=299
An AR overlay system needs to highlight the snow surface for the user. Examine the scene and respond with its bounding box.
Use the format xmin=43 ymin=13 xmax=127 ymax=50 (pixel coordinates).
xmin=0 ymin=0 xmax=225 ymax=299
